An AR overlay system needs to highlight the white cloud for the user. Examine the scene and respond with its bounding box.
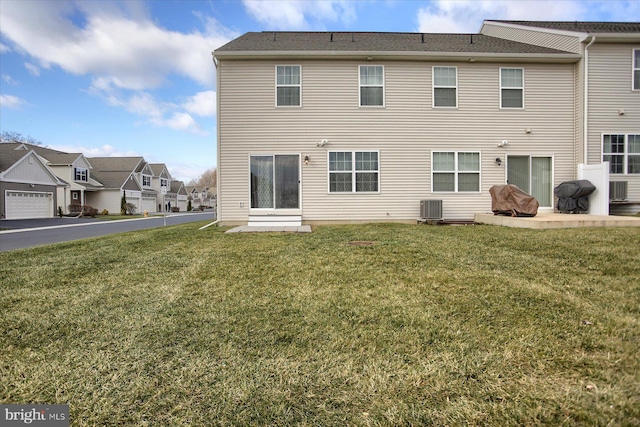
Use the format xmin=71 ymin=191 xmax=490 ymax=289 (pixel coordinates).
xmin=2 ymin=74 xmax=18 ymax=85
xmin=89 ymin=81 xmax=208 ymax=135
xmin=0 ymin=42 xmax=10 ymax=53
xmin=0 ymin=94 xmax=27 ymax=109
xmin=160 ymin=112 xmax=202 ymax=133
xmin=0 ymin=1 xmax=235 ymax=90
xmin=183 ymin=91 xmax=216 ymax=117
xmin=48 ymin=144 xmax=140 ymax=157
xmin=24 ymin=62 xmax=40 ymax=76
xmin=416 ymin=0 xmax=585 ymax=33
xmin=242 ymin=0 xmax=356 ymax=30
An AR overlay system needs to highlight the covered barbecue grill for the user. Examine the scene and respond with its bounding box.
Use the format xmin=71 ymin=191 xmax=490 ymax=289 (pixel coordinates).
xmin=489 ymin=184 xmax=539 ymax=217
xmin=554 ymin=180 xmax=596 ymax=213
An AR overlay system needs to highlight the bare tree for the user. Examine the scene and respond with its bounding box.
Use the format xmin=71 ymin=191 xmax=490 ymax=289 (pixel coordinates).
xmin=187 ymin=167 xmax=217 ymax=187
xmin=0 ymin=131 xmax=43 ymax=145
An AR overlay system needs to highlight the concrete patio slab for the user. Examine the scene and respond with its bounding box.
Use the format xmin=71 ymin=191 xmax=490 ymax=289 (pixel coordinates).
xmin=474 ymin=213 xmax=640 ymax=229
xmin=225 ymin=225 xmax=312 ymax=233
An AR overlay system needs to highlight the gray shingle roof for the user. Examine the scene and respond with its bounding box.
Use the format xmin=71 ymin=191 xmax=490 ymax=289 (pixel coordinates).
xmin=0 ymin=144 xmax=30 ymax=173
xmin=0 ymin=142 xmax=83 ymax=166
xmin=215 ymin=31 xmax=572 ymax=55
xmin=490 ymin=21 xmax=640 ymax=33
xmin=88 ymin=157 xmax=145 ymax=189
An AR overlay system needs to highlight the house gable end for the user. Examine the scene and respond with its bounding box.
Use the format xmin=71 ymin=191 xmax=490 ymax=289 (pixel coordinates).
xmin=0 ymin=151 xmax=63 ymax=186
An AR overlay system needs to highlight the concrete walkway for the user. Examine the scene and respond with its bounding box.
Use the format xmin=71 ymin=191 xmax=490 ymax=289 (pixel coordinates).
xmin=474 ymin=213 xmax=640 ymax=229
xmin=226 ymin=225 xmax=312 ymax=233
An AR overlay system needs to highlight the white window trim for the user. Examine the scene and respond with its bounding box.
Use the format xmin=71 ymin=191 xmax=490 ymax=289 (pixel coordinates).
xmin=602 ymin=133 xmax=640 ymax=175
xmin=328 ymin=150 xmax=381 ymax=194
xmin=142 ymin=174 xmax=151 ymax=187
xmin=248 ymin=153 xmax=302 ymax=213
xmin=275 ymin=65 xmax=302 ymax=107
xmin=633 ymin=49 xmax=640 ymax=92
xmin=499 ymin=67 xmax=525 ymax=110
xmin=358 ymin=65 xmax=385 ymax=108
xmin=432 ymin=66 xmax=458 ymax=109
xmin=431 ymin=151 xmax=482 ymax=193
xmin=74 ymin=167 xmax=88 ymax=182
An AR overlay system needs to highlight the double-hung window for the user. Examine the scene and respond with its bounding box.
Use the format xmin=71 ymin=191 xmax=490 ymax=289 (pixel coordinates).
xmin=329 ymin=151 xmax=379 ymax=193
xmin=276 ymin=65 xmax=301 ymax=106
xmin=160 ymin=178 xmax=168 ymax=187
xmin=432 ymin=152 xmax=480 ymax=192
xmin=633 ymin=49 xmax=640 ymax=91
xmin=500 ymin=68 xmax=524 ymax=109
xmin=74 ymin=167 xmax=87 ymax=182
xmin=142 ymin=175 xmax=151 ymax=187
xmin=433 ymin=66 xmax=457 ymax=108
xmin=603 ymin=134 xmax=640 ymax=174
xmin=359 ymin=65 xmax=384 ymax=106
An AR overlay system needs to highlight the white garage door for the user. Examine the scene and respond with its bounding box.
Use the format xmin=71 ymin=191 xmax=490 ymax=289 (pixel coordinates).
xmin=6 ymin=191 xmax=53 ymax=219
xmin=142 ymin=197 xmax=156 ymax=213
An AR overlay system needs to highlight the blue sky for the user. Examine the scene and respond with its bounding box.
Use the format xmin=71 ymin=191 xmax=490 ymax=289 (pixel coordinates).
xmin=1 ymin=0 xmax=638 ymax=182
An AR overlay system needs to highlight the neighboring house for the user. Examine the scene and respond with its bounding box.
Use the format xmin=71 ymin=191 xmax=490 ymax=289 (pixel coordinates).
xmin=187 ymin=186 xmax=214 ymax=209
xmin=480 ymin=21 xmax=640 ymax=213
xmin=149 ymin=163 xmax=175 ymax=211
xmin=0 ymin=144 xmax=67 ymax=219
xmin=2 ymin=142 xmax=103 ymax=214
xmin=213 ymin=31 xmax=582 ymax=225
xmin=86 ymin=157 xmax=148 ymax=215
xmin=171 ymin=180 xmax=189 ymax=211
xmin=19 ymin=143 xmax=103 ymax=214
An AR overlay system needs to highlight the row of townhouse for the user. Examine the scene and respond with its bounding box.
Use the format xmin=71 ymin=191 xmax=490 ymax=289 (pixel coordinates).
xmin=213 ymin=20 xmax=639 ymax=225
xmin=0 ymin=142 xmax=212 ymax=220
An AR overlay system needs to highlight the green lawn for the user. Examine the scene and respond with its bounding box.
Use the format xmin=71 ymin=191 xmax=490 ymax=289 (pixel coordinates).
xmin=1 ymin=223 xmax=639 ymax=426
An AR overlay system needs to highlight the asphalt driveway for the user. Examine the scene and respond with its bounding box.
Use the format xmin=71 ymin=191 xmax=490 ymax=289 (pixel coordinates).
xmin=0 ymin=211 xmax=216 ymax=252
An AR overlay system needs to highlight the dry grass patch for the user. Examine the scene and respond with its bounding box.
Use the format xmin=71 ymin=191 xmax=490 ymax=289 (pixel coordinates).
xmin=1 ymin=222 xmax=639 ymax=425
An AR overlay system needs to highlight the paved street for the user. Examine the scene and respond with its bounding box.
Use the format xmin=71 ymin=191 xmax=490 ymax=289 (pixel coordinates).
xmin=0 ymin=211 xmax=217 ymax=252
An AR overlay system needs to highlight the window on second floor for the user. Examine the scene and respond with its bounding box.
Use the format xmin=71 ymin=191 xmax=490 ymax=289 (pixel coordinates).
xmin=161 ymin=178 xmax=168 ymax=188
xmin=433 ymin=66 xmax=457 ymax=108
xmin=359 ymin=65 xmax=384 ymax=107
xmin=432 ymin=152 xmax=480 ymax=192
xmin=142 ymin=175 xmax=151 ymax=187
xmin=603 ymin=134 xmax=640 ymax=174
xmin=500 ymin=68 xmax=524 ymax=109
xmin=276 ymin=65 xmax=301 ymax=106
xmin=74 ymin=167 xmax=87 ymax=182
xmin=329 ymin=151 xmax=379 ymax=193
xmin=633 ymin=49 xmax=640 ymax=91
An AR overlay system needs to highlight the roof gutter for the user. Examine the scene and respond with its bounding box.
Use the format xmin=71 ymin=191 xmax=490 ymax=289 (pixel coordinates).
xmin=583 ymin=35 xmax=596 ymax=165
xmin=213 ymin=50 xmax=580 ymax=63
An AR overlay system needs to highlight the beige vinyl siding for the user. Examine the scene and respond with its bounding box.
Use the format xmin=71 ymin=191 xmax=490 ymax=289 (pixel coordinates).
xmin=218 ymin=59 xmax=576 ymax=223
xmin=4 ymin=154 xmax=55 ymax=184
xmin=482 ymin=23 xmax=581 ymax=53
xmin=86 ymin=190 xmax=123 ymax=215
xmin=587 ymin=43 xmax=640 ymax=202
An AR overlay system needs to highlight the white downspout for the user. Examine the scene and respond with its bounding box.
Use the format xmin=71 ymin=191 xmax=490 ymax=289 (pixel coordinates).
xmin=212 ymin=52 xmax=221 ymax=223
xmin=583 ymin=36 xmax=596 ymax=165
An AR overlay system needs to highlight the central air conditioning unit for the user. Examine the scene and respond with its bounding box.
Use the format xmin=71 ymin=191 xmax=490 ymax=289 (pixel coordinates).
xmin=609 ymin=181 xmax=628 ymax=201
xmin=420 ymin=200 xmax=443 ymax=220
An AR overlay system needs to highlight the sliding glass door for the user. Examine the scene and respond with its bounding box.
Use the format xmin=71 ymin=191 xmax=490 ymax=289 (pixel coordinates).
xmin=250 ymin=155 xmax=300 ymax=210
xmin=507 ymin=156 xmax=552 ymax=207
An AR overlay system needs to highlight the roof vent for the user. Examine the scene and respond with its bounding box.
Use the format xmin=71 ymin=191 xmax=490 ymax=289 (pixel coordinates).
xmin=273 ymin=32 xmax=276 ymax=41
xmin=470 ymin=34 xmax=474 ymax=44
xmin=330 ymin=33 xmax=334 ymax=42
xmin=421 ymin=33 xmax=424 ymax=43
